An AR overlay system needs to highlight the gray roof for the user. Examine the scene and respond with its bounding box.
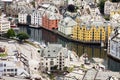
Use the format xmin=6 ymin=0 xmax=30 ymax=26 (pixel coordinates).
xmin=83 ymin=69 xmax=97 ymax=80
xmin=59 ymin=17 xmax=77 ymax=27
xmin=41 ymin=44 xmax=68 ymax=58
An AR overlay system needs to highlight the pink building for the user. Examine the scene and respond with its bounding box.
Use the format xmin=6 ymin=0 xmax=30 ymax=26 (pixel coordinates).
xmin=42 ymin=12 xmax=61 ymax=30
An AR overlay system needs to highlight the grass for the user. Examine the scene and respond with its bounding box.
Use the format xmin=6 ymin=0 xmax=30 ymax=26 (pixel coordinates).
xmin=0 ymin=53 xmax=7 ymax=57
xmin=24 ymin=40 xmax=37 ymax=47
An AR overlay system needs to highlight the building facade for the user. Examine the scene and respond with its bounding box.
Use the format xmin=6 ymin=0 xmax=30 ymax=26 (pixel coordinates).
xmin=0 ymin=14 xmax=10 ymax=33
xmin=110 ymin=10 xmax=120 ymax=18
xmin=58 ymin=17 xmax=77 ymax=36
xmin=31 ymin=9 xmax=43 ymax=26
xmin=18 ymin=11 xmax=28 ymax=24
xmin=40 ymin=44 xmax=70 ymax=71
xmin=42 ymin=4 xmax=61 ymax=30
xmin=42 ymin=12 xmax=60 ymax=30
xmin=0 ymin=61 xmax=29 ymax=76
xmin=108 ymin=27 xmax=120 ymax=61
xmin=72 ymin=24 xmax=112 ymax=42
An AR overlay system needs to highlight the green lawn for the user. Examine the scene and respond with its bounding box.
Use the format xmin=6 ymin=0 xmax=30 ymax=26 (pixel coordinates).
xmin=0 ymin=53 xmax=7 ymax=57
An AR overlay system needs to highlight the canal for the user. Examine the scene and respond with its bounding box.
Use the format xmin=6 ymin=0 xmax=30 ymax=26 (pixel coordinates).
xmin=19 ymin=26 xmax=120 ymax=71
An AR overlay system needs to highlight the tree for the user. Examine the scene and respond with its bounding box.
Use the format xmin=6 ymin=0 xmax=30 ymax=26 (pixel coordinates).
xmin=6 ymin=29 xmax=15 ymax=38
xmin=30 ymin=1 xmax=35 ymax=8
xmin=67 ymin=4 xmax=76 ymax=12
xmin=98 ymin=0 xmax=106 ymax=14
xmin=17 ymin=32 xmax=29 ymax=42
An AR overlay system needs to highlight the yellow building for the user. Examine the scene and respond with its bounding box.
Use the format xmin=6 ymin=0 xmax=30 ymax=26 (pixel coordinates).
xmin=72 ymin=25 xmax=112 ymax=42
xmin=110 ymin=10 xmax=120 ymax=17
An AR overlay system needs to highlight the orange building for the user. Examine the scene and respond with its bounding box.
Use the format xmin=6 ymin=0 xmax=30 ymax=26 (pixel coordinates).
xmin=42 ymin=12 xmax=61 ymax=30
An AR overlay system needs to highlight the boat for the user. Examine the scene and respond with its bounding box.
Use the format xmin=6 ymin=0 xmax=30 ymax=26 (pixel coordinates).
xmin=10 ymin=23 xmax=19 ymax=30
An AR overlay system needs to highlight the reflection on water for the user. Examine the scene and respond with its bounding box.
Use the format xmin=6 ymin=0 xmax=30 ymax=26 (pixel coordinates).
xmin=108 ymin=58 xmax=120 ymax=71
xmin=19 ymin=26 xmax=120 ymax=71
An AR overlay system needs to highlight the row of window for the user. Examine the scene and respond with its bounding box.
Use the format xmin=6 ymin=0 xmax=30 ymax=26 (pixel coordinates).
xmin=4 ymin=68 xmax=17 ymax=72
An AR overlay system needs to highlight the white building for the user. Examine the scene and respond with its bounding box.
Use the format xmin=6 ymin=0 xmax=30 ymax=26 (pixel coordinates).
xmin=0 ymin=14 xmax=10 ymax=33
xmin=110 ymin=13 xmax=120 ymax=27
xmin=58 ymin=17 xmax=77 ymax=36
xmin=31 ymin=9 xmax=43 ymax=26
xmin=108 ymin=27 xmax=120 ymax=61
xmin=40 ymin=44 xmax=70 ymax=71
xmin=18 ymin=10 xmax=28 ymax=24
xmin=18 ymin=8 xmax=34 ymax=25
xmin=0 ymin=56 xmax=29 ymax=77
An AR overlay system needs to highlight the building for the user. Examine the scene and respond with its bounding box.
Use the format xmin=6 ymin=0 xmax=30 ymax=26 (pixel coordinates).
xmin=42 ymin=12 xmax=61 ymax=30
xmin=104 ymin=0 xmax=120 ymax=15
xmin=108 ymin=27 xmax=120 ymax=61
xmin=18 ymin=7 xmax=34 ymax=25
xmin=0 ymin=14 xmax=10 ymax=34
xmin=31 ymin=9 xmax=43 ymax=26
xmin=42 ymin=3 xmax=61 ymax=30
xmin=110 ymin=13 xmax=120 ymax=27
xmin=72 ymin=20 xmax=112 ymax=42
xmin=18 ymin=10 xmax=28 ymax=24
xmin=63 ymin=70 xmax=84 ymax=80
xmin=83 ymin=68 xmax=120 ymax=80
xmin=0 ymin=0 xmax=4 ymax=11
xmin=0 ymin=56 xmax=29 ymax=77
xmin=58 ymin=17 xmax=77 ymax=36
xmin=7 ymin=0 xmax=33 ymax=17
xmin=40 ymin=44 xmax=70 ymax=71
xmin=110 ymin=10 xmax=120 ymax=18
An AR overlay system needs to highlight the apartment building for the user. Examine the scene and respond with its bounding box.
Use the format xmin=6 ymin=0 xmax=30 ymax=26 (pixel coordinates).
xmin=40 ymin=44 xmax=70 ymax=71
xmin=42 ymin=3 xmax=61 ymax=30
xmin=0 ymin=14 xmax=10 ymax=33
xmin=0 ymin=56 xmax=29 ymax=77
xmin=108 ymin=27 xmax=120 ymax=61
xmin=58 ymin=17 xmax=77 ymax=36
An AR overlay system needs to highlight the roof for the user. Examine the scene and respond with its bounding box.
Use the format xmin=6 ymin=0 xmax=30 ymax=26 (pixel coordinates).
xmin=65 ymin=70 xmax=84 ymax=79
xmin=96 ymin=71 xmax=120 ymax=80
xmin=41 ymin=44 xmax=68 ymax=58
xmin=111 ymin=27 xmax=120 ymax=42
xmin=83 ymin=68 xmax=97 ymax=80
xmin=59 ymin=17 xmax=77 ymax=27
xmin=112 ymin=33 xmax=120 ymax=42
xmin=47 ymin=12 xmax=61 ymax=20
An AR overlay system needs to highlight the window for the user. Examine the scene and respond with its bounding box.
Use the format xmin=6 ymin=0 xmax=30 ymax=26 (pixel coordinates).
xmin=15 ymin=69 xmax=17 ymax=72
xmin=11 ymin=69 xmax=14 ymax=71
xmin=7 ymin=69 xmax=10 ymax=71
xmin=4 ymin=64 xmax=6 ymax=67
xmin=4 ymin=69 xmax=6 ymax=72
xmin=50 ymin=61 xmax=54 ymax=65
xmin=46 ymin=63 xmax=48 ymax=65
xmin=15 ymin=73 xmax=17 ymax=75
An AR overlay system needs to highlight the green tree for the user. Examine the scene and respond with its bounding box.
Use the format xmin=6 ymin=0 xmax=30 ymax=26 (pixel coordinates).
xmin=30 ymin=1 xmax=35 ymax=8
xmin=67 ymin=4 xmax=76 ymax=12
xmin=6 ymin=29 xmax=15 ymax=38
xmin=98 ymin=0 xmax=106 ymax=14
xmin=17 ymin=32 xmax=29 ymax=42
